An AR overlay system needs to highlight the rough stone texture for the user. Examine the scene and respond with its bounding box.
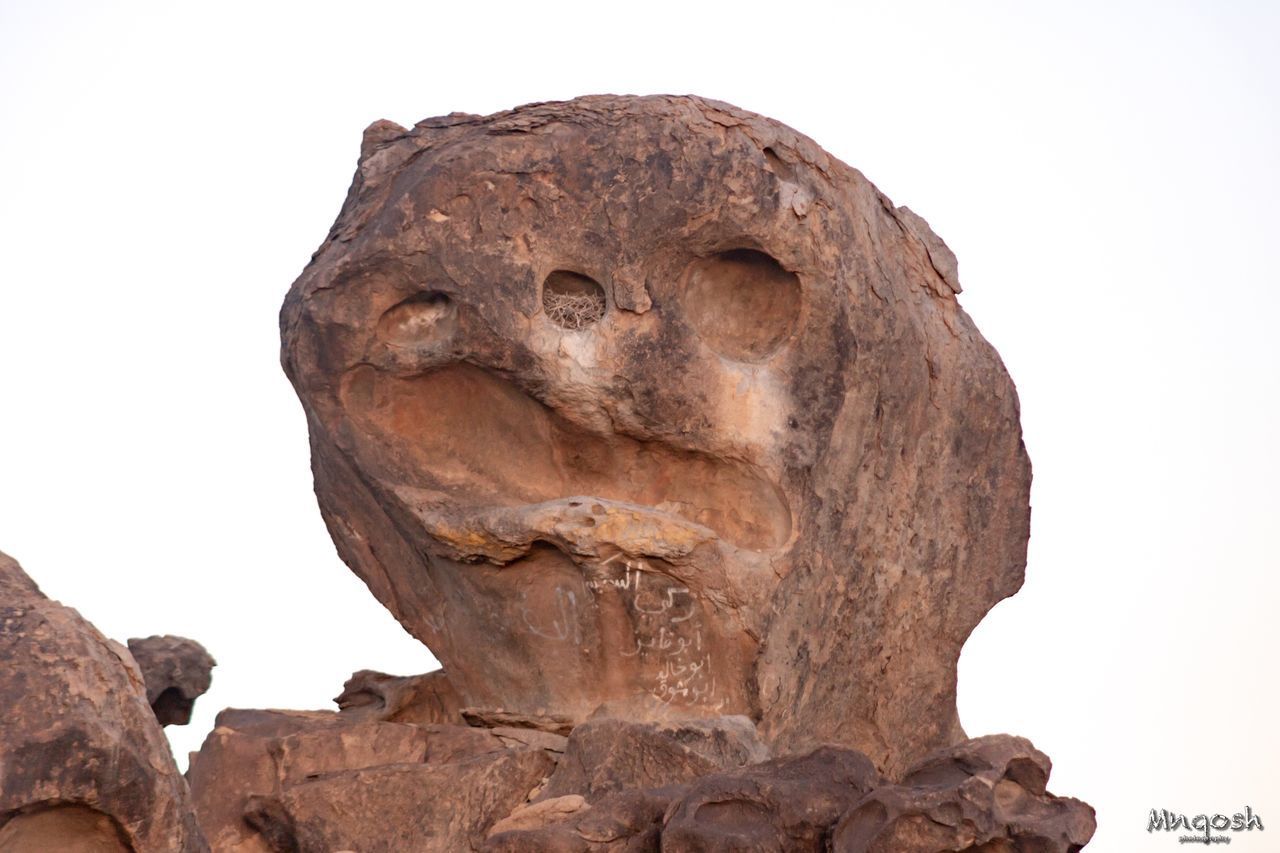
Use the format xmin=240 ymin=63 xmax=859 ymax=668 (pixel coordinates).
xmin=538 ymin=716 xmax=769 ymax=802
xmin=661 ymin=746 xmax=882 ymax=851
xmin=280 ymin=93 xmax=1033 ymax=776
xmin=252 ymin=749 xmax=556 ymax=853
xmin=186 ymin=702 xmax=562 ymax=852
xmin=333 ymin=667 xmax=463 ymax=725
xmin=0 ymin=551 xmax=207 ymax=852
xmin=126 ymin=634 xmax=216 ymax=726
xmin=488 ymin=795 xmax=590 ymax=837
xmin=484 ymin=786 xmax=681 ymax=853
xmin=831 ymin=736 xmax=1097 ymax=852
xmin=0 ymin=95 xmax=1091 ymax=853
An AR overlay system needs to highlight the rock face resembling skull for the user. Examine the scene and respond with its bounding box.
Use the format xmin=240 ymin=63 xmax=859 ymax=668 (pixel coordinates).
xmin=281 ymin=95 xmax=1030 ymax=776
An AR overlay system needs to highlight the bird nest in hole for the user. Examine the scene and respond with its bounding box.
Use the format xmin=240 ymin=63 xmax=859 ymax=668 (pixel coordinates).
xmin=543 ymin=289 xmax=606 ymax=330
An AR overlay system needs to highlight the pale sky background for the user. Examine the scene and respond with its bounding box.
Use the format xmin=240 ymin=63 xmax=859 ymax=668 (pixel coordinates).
xmin=1 ymin=2 xmax=1277 ymax=850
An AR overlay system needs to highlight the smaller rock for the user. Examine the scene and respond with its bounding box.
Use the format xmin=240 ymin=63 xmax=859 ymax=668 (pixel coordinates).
xmin=831 ymin=735 xmax=1096 ymax=853
xmin=489 ymin=726 xmax=569 ymax=754
xmin=256 ymin=749 xmax=557 ymax=852
xmin=334 ymin=668 xmax=463 ymax=725
xmin=538 ymin=716 xmax=769 ymax=803
xmin=488 ymin=795 xmax=589 ymax=837
xmin=0 ymin=552 xmax=206 ymax=852
xmin=662 ymin=746 xmax=882 ymax=852
xmin=463 ymin=707 xmax=576 ymax=736
xmin=484 ymin=786 xmax=682 ymax=853
xmin=126 ymin=635 xmax=216 ymax=726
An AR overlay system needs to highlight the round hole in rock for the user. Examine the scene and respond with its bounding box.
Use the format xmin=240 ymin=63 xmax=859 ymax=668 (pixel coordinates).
xmin=376 ymin=291 xmax=456 ymax=348
xmin=681 ymin=249 xmax=801 ymax=362
xmin=542 ymin=270 xmax=606 ymax=330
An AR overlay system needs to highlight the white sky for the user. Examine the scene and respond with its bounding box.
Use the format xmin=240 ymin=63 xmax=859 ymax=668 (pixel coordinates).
xmin=1 ymin=2 xmax=1277 ymax=850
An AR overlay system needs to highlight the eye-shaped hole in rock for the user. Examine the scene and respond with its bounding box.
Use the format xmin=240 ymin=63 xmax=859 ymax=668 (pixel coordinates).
xmin=377 ymin=291 xmax=456 ymax=348
xmin=681 ymin=249 xmax=800 ymax=362
xmin=542 ymin=270 xmax=606 ymax=330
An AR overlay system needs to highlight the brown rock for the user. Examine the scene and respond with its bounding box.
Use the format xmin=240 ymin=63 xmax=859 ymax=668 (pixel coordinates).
xmin=281 ymin=94 xmax=1032 ymax=775
xmin=187 ymin=711 xmax=339 ymax=853
xmin=661 ymin=746 xmax=882 ymax=852
xmin=484 ymin=786 xmax=681 ymax=853
xmin=538 ymin=716 xmax=769 ymax=803
xmin=0 ymin=551 xmax=207 ymax=852
xmin=487 ymin=795 xmax=589 ymax=837
xmin=462 ymin=707 xmax=576 ymax=737
xmin=333 ymin=667 xmax=463 ymax=725
xmin=831 ymin=735 xmax=1097 ymax=852
xmin=253 ymin=749 xmax=557 ymax=853
xmin=186 ymin=700 xmax=556 ymax=851
xmin=126 ymin=634 xmax=216 ymax=726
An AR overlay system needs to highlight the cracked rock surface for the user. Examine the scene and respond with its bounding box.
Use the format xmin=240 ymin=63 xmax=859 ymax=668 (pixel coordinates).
xmin=0 ymin=552 xmax=207 ymax=852
xmin=281 ymin=94 xmax=1032 ymax=775
xmin=1 ymin=94 xmax=1093 ymax=852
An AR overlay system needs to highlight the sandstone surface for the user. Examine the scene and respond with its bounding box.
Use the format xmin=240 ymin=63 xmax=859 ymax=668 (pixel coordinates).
xmin=831 ymin=735 xmax=1096 ymax=852
xmin=281 ymin=93 xmax=1032 ymax=776
xmin=0 ymin=94 xmax=1094 ymax=852
xmin=0 ymin=552 xmax=207 ymax=852
xmin=127 ymin=634 xmax=217 ymax=726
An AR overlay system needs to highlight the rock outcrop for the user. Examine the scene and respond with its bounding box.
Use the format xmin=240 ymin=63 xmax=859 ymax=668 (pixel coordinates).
xmin=832 ymin=736 xmax=1096 ymax=852
xmin=127 ymin=635 xmax=217 ymax=726
xmin=187 ymin=704 xmax=560 ymax=853
xmin=280 ymin=94 xmax=1032 ymax=776
xmin=184 ymin=692 xmax=1092 ymax=853
xmin=0 ymin=551 xmax=207 ymax=852
xmin=1 ymin=94 xmax=1094 ymax=852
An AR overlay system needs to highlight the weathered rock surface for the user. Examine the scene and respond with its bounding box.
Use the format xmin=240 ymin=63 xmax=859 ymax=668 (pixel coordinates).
xmin=537 ymin=715 xmax=769 ymax=803
xmin=127 ymin=634 xmax=216 ymax=726
xmin=256 ymin=749 xmax=556 ymax=853
xmin=832 ymin=735 xmax=1096 ymax=852
xmin=281 ymin=93 xmax=1033 ymax=776
xmin=0 ymin=95 xmax=1092 ymax=853
xmin=187 ymin=702 xmax=563 ymax=853
xmin=482 ymin=736 xmax=1094 ymax=852
xmin=333 ymin=667 xmax=463 ymax=725
xmin=484 ymin=786 xmax=680 ymax=852
xmin=0 ymin=551 xmax=207 ymax=852
xmin=661 ymin=746 xmax=882 ymax=851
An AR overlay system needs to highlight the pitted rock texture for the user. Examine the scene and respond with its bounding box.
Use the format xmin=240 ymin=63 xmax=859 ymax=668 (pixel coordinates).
xmin=661 ymin=746 xmax=882 ymax=851
xmin=477 ymin=730 xmax=1093 ymax=852
xmin=281 ymin=93 xmax=1032 ymax=776
xmin=186 ymin=683 xmax=1093 ymax=851
xmin=0 ymin=551 xmax=207 ymax=852
xmin=188 ymin=707 xmax=557 ymax=853
xmin=127 ymin=634 xmax=216 ymax=726
xmin=537 ymin=716 xmax=769 ymax=803
xmin=832 ymin=736 xmax=1097 ymax=852
xmin=334 ymin=667 xmax=464 ymax=725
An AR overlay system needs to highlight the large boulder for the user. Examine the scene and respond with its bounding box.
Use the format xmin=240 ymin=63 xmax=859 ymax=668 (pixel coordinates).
xmin=0 ymin=551 xmax=207 ymax=852
xmin=280 ymin=94 xmax=1031 ymax=776
xmin=537 ymin=715 xmax=768 ymax=803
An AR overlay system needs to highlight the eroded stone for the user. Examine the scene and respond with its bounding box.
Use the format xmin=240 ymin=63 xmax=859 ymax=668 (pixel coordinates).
xmin=126 ymin=634 xmax=216 ymax=726
xmin=0 ymin=551 xmax=207 ymax=852
xmin=281 ymin=94 xmax=1033 ymax=775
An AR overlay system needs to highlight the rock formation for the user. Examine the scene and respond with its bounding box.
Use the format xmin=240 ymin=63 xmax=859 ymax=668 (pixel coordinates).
xmin=0 ymin=552 xmax=207 ymax=852
xmin=1 ymin=95 xmax=1095 ymax=852
xmin=127 ymin=635 xmax=217 ymax=726
xmin=280 ymin=94 xmax=1031 ymax=776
